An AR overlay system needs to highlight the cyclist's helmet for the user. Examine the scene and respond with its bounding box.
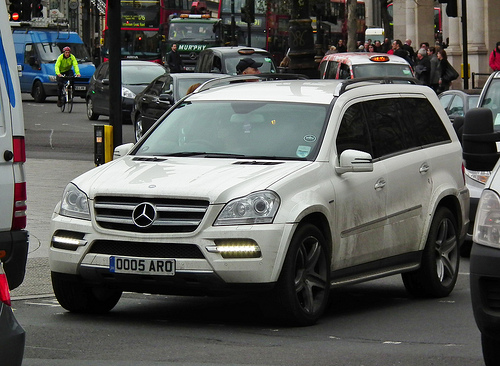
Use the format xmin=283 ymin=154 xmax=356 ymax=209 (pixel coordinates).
xmin=63 ymin=47 xmax=71 ymax=52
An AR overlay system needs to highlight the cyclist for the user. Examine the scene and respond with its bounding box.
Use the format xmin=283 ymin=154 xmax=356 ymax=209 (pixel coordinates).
xmin=55 ymin=46 xmax=80 ymax=107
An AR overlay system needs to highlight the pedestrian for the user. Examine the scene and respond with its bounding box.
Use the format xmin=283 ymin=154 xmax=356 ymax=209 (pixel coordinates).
xmin=392 ymin=39 xmax=412 ymax=65
xmin=167 ymin=43 xmax=183 ymax=73
xmin=361 ymin=41 xmax=370 ymax=52
xmin=336 ymin=39 xmax=347 ymax=53
xmin=373 ymin=40 xmax=383 ymax=52
xmin=427 ymin=46 xmax=440 ymax=93
xmin=489 ymin=42 xmax=500 ymax=71
xmin=236 ymin=57 xmax=262 ymax=75
xmin=402 ymin=39 xmax=416 ymax=64
xmin=414 ymin=48 xmax=431 ymax=86
xmin=381 ymin=38 xmax=392 ymax=53
xmin=420 ymin=42 xmax=429 ymax=51
xmin=186 ymin=83 xmax=201 ymax=95
xmin=438 ymin=49 xmax=458 ymax=93
xmin=368 ymin=44 xmax=375 ymax=52
xmin=325 ymin=45 xmax=337 ymax=55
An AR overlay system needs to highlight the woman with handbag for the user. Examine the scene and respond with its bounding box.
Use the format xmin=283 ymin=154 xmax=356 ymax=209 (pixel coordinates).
xmin=437 ymin=49 xmax=459 ymax=93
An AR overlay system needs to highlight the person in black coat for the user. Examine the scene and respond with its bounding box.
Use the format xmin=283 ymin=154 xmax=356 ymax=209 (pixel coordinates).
xmin=167 ymin=44 xmax=183 ymax=73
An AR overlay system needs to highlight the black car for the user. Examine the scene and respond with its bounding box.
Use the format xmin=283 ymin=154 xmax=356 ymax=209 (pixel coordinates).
xmin=86 ymin=60 xmax=168 ymax=123
xmin=438 ymin=89 xmax=481 ymax=124
xmin=195 ymin=46 xmax=277 ymax=75
xmin=131 ymin=72 xmax=227 ymax=141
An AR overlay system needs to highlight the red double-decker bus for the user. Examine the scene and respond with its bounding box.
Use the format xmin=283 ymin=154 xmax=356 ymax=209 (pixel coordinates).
xmin=217 ymin=0 xmax=365 ymax=64
xmin=103 ymin=0 xmax=193 ymax=63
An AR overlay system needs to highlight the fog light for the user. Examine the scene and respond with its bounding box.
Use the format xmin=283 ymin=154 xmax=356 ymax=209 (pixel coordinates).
xmin=208 ymin=240 xmax=261 ymax=258
xmin=51 ymin=231 xmax=87 ymax=251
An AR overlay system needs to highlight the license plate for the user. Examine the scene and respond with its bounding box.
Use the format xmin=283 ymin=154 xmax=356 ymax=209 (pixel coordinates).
xmin=185 ymin=66 xmax=195 ymax=71
xmin=109 ymin=256 xmax=175 ymax=276
xmin=74 ymin=85 xmax=86 ymax=91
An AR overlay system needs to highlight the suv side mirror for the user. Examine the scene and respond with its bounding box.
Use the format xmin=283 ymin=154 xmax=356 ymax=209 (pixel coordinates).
xmin=159 ymin=93 xmax=174 ymax=104
xmin=335 ymin=149 xmax=373 ymax=174
xmin=462 ymin=108 xmax=500 ymax=171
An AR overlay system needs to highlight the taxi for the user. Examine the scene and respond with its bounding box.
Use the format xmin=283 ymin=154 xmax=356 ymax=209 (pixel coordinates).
xmin=319 ymin=52 xmax=414 ymax=79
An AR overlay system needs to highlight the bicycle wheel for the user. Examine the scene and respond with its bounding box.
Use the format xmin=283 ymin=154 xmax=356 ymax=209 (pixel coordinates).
xmin=68 ymin=88 xmax=74 ymax=113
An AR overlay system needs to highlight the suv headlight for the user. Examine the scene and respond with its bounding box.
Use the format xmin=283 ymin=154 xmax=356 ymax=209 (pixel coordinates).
xmin=122 ymin=87 xmax=136 ymax=99
xmin=465 ymin=169 xmax=491 ymax=184
xmin=214 ymin=191 xmax=280 ymax=226
xmin=474 ymin=189 xmax=500 ymax=248
xmin=59 ymin=183 xmax=90 ymax=220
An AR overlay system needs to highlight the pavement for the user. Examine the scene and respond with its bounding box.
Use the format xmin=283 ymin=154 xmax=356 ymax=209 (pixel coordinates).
xmin=10 ymin=157 xmax=96 ymax=300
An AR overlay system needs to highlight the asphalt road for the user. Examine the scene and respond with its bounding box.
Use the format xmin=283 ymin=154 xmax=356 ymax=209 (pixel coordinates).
xmin=12 ymin=95 xmax=487 ymax=366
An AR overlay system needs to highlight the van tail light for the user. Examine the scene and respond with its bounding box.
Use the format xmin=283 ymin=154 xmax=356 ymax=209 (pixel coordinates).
xmin=0 ymin=263 xmax=12 ymax=306
xmin=462 ymin=163 xmax=466 ymax=185
xmin=11 ymin=136 xmax=27 ymax=230
xmin=12 ymin=182 xmax=27 ymax=230
xmin=13 ymin=136 xmax=26 ymax=163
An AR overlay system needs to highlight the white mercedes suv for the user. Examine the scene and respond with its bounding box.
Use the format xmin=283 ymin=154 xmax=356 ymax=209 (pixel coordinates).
xmin=49 ymin=76 xmax=469 ymax=326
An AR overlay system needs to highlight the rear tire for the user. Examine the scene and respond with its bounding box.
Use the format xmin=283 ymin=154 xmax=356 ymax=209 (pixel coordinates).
xmin=264 ymin=224 xmax=330 ymax=326
xmin=51 ymin=272 xmax=122 ymax=313
xmin=32 ymin=81 xmax=46 ymax=103
xmin=402 ymin=207 xmax=459 ymax=298
xmin=86 ymin=97 xmax=99 ymax=120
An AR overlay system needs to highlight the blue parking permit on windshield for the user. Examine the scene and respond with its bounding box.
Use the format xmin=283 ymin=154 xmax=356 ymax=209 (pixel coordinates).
xmin=0 ymin=35 xmax=16 ymax=108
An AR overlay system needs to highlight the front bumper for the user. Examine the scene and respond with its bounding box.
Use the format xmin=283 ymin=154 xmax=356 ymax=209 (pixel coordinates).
xmin=49 ymin=212 xmax=294 ymax=295
xmin=470 ymin=242 xmax=500 ymax=339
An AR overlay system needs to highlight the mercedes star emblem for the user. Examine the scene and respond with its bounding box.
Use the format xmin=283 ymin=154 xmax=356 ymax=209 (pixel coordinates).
xmin=132 ymin=202 xmax=157 ymax=228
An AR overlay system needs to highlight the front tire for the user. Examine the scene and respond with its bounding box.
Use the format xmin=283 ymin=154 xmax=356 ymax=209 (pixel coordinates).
xmin=51 ymin=272 xmax=122 ymax=313
xmin=402 ymin=207 xmax=459 ymax=298
xmin=32 ymin=81 xmax=46 ymax=102
xmin=86 ymin=97 xmax=99 ymax=120
xmin=266 ymin=224 xmax=330 ymax=326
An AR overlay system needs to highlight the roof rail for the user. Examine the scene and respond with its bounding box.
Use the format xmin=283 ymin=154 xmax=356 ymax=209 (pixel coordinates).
xmin=195 ymin=73 xmax=309 ymax=93
xmin=335 ymin=76 xmax=422 ymax=96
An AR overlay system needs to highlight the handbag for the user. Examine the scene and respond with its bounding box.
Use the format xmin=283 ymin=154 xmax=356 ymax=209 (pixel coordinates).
xmin=443 ymin=62 xmax=459 ymax=82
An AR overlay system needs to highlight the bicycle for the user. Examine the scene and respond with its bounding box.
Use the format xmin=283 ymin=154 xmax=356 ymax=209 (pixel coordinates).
xmin=60 ymin=76 xmax=75 ymax=113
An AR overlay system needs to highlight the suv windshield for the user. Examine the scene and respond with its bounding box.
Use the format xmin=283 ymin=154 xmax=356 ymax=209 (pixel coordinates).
xmin=480 ymin=78 xmax=500 ymax=131
xmin=35 ymin=43 xmax=91 ymax=63
xmin=135 ymin=101 xmax=327 ymax=160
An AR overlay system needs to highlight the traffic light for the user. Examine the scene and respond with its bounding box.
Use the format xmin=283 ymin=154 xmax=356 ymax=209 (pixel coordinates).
xmin=241 ymin=0 xmax=255 ymax=24
xmin=21 ymin=0 xmax=31 ymax=21
xmin=438 ymin=0 xmax=458 ymax=18
xmin=9 ymin=0 xmax=22 ymax=21
xmin=32 ymin=0 xmax=43 ymax=18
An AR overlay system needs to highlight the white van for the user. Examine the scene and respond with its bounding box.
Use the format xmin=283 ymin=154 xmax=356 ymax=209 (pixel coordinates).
xmin=0 ymin=2 xmax=28 ymax=290
xmin=365 ymin=27 xmax=385 ymax=43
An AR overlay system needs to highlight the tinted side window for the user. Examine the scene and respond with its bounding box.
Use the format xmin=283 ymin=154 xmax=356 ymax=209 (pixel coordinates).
xmin=364 ymin=99 xmax=408 ymax=158
xmin=325 ymin=61 xmax=338 ymax=79
xmin=403 ymin=98 xmax=451 ymax=145
xmin=336 ymin=103 xmax=372 ymax=156
xmin=96 ymin=63 xmax=108 ymax=80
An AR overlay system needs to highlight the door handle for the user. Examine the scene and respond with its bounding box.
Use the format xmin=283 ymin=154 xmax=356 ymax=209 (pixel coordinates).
xmin=419 ymin=163 xmax=430 ymax=174
xmin=374 ymin=178 xmax=386 ymax=190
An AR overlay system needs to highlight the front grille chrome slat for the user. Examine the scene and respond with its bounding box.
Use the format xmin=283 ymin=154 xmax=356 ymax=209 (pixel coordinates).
xmin=94 ymin=196 xmax=209 ymax=233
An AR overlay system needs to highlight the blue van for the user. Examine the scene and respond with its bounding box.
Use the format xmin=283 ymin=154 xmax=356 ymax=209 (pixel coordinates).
xmin=11 ymin=22 xmax=95 ymax=102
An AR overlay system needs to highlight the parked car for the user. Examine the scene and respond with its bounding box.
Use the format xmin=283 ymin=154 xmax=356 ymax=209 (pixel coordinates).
xmin=131 ymin=72 xmax=227 ymax=141
xmin=461 ymin=106 xmax=500 ymax=366
xmin=438 ymin=89 xmax=481 ymax=124
xmin=49 ymin=76 xmax=468 ymax=326
xmin=86 ymin=60 xmax=168 ymax=122
xmin=453 ymin=74 xmax=500 ymax=257
xmin=195 ymin=46 xmax=276 ymax=75
xmin=318 ymin=53 xmax=414 ymax=79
